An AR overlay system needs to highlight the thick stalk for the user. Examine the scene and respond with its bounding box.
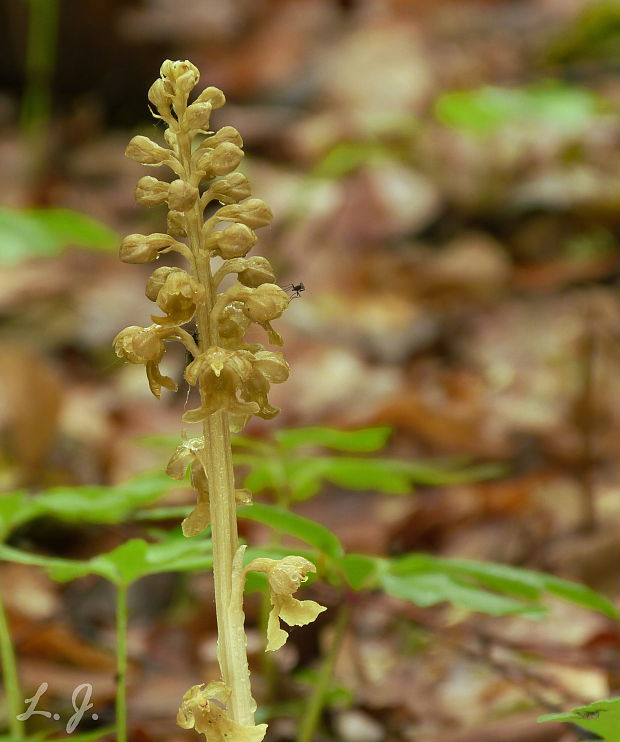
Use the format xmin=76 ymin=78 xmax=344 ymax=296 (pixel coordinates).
xmin=178 ymin=132 xmax=256 ymax=726
xmin=0 ymin=592 xmax=24 ymax=738
xmin=115 ymin=585 xmax=128 ymax=742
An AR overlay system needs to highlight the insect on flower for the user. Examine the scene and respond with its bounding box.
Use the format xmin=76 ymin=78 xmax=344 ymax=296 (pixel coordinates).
xmin=283 ymin=282 xmax=305 ymax=299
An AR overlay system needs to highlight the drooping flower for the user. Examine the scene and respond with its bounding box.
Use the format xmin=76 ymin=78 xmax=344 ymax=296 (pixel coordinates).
xmin=245 ymin=556 xmax=326 ymax=651
xmin=177 ymin=682 xmax=267 ymax=742
xmin=148 ymin=269 xmax=203 ymax=326
xmin=166 ymin=437 xmax=251 ymax=536
xmin=183 ymin=347 xmax=259 ymax=423
xmin=113 ymin=325 xmax=177 ymax=398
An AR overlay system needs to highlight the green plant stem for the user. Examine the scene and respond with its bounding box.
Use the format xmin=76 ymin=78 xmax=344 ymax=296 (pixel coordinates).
xmin=115 ymin=585 xmax=128 ymax=742
xmin=297 ymin=603 xmax=349 ymax=742
xmin=21 ymin=0 xmax=59 ymax=177
xmin=0 ymin=591 xmax=24 ymax=738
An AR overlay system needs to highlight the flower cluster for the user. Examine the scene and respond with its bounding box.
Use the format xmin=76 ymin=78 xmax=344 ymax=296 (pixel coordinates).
xmin=113 ymin=59 xmax=290 ymax=426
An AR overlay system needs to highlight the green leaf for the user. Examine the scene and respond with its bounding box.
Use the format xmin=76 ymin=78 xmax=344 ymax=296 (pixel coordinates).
xmin=239 ymin=456 xmax=287 ymax=493
xmin=0 ymin=208 xmax=116 ymax=263
xmin=89 ymin=533 xmax=213 ymax=586
xmin=339 ymin=554 xmax=384 ymax=590
xmin=27 ymin=209 xmax=117 ymax=252
xmin=320 ymin=457 xmax=413 ymax=494
xmin=312 ymin=142 xmax=388 ymax=179
xmin=238 ymin=504 xmax=343 ymax=560
xmin=0 ymin=491 xmax=44 ymax=540
xmin=275 ymin=427 xmax=392 ymax=453
xmin=282 ymin=458 xmax=332 ymax=501
xmin=381 ymin=572 xmax=545 ymax=618
xmin=388 ymin=554 xmax=617 ymax=619
xmin=435 ymin=84 xmax=600 ymax=136
xmin=539 ymin=697 xmax=620 ymax=741
xmin=0 ymin=531 xmax=212 ymax=587
xmin=36 ymin=472 xmax=174 ymax=525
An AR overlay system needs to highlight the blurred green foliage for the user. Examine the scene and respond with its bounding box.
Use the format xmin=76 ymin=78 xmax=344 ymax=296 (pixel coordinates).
xmin=434 ymin=83 xmax=602 ymax=136
xmin=0 ymin=208 xmax=117 ymax=262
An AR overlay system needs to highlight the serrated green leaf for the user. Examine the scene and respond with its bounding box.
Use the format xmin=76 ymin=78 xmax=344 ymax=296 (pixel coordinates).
xmin=238 ymin=504 xmax=343 ymax=559
xmin=275 ymin=427 xmax=392 ymax=453
xmin=339 ymin=554 xmax=384 ymax=590
xmin=36 ymin=472 xmax=174 ymax=524
xmin=382 ymin=571 xmax=545 ymax=617
xmin=538 ymin=697 xmax=620 ymax=741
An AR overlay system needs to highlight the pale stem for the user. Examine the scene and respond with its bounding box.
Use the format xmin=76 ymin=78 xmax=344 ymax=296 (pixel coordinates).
xmin=177 ymin=130 xmax=256 ymax=726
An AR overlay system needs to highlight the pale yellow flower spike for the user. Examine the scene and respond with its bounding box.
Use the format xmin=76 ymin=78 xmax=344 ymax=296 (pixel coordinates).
xmin=115 ymin=58 xmax=304 ymax=739
xmin=245 ymin=556 xmax=327 ymax=651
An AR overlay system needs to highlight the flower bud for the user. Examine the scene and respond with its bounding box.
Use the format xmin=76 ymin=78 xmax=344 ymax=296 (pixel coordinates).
xmin=195 ymin=86 xmax=226 ymax=109
xmin=237 ymin=256 xmax=276 ymax=287
xmin=153 ymin=270 xmax=202 ymax=326
xmin=204 ymin=126 xmax=243 ymax=149
xmin=184 ymin=101 xmax=212 ymax=131
xmin=113 ymin=325 xmax=164 ymax=364
xmin=145 ymin=266 xmax=182 ymax=302
xmin=206 ymin=224 xmax=257 ymax=259
xmin=167 ymin=210 xmax=187 ymax=238
xmin=147 ymin=79 xmax=171 ymax=118
xmin=125 ymin=135 xmax=171 ymax=166
xmin=197 ymin=142 xmax=244 ymax=177
xmin=160 ymin=59 xmax=200 ymax=88
xmin=243 ymin=283 xmax=289 ymax=322
xmin=208 ymin=173 xmax=252 ymax=205
xmin=135 ymin=176 xmax=169 ymax=207
xmin=168 ymin=179 xmax=199 ymax=211
xmin=119 ymin=233 xmax=175 ymax=263
xmin=216 ymin=198 xmax=273 ymax=229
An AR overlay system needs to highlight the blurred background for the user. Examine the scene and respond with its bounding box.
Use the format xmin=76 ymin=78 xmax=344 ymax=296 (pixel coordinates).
xmin=3 ymin=0 xmax=620 ymax=740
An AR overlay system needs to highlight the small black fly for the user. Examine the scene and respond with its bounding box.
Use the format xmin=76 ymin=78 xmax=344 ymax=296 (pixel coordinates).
xmin=283 ymin=282 xmax=305 ymax=299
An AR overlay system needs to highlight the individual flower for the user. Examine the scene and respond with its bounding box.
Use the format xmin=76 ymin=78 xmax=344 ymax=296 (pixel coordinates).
xmin=150 ymin=269 xmax=203 ymax=326
xmin=113 ymin=325 xmax=177 ymax=398
xmin=216 ymin=198 xmax=273 ymax=229
xmin=213 ymin=283 xmax=289 ymax=346
xmin=245 ymin=556 xmax=326 ymax=651
xmin=213 ymin=256 xmax=276 ymax=290
xmin=125 ymin=135 xmax=172 ymax=166
xmin=183 ymin=347 xmax=260 ymax=423
xmin=135 ymin=176 xmax=169 ymax=207
xmin=167 ymin=179 xmax=199 ymax=211
xmin=119 ymin=233 xmax=177 ymax=264
xmin=204 ymin=172 xmax=252 ymax=206
xmin=217 ymin=302 xmax=253 ymax=349
xmin=206 ymin=224 xmax=257 ymax=259
xmin=184 ymin=100 xmax=213 ymax=131
xmin=197 ymin=142 xmax=245 ymax=178
xmin=194 ymin=85 xmax=226 ymax=109
xmin=177 ymin=682 xmax=267 ymax=742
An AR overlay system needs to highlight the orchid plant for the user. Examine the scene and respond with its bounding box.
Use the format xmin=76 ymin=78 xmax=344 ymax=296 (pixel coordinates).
xmin=113 ymin=60 xmax=323 ymax=742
